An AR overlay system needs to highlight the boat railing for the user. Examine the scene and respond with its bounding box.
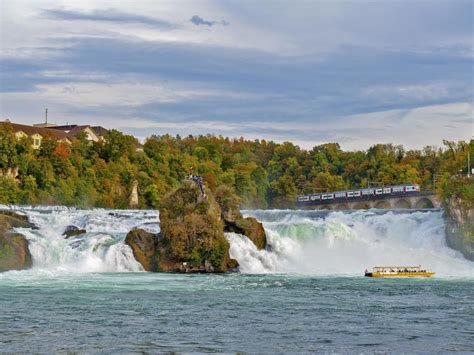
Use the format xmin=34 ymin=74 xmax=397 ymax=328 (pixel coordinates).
xmin=373 ymin=266 xmax=423 ymax=273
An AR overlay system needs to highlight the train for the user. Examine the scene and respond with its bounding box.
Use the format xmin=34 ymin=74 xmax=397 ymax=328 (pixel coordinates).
xmin=296 ymin=184 xmax=420 ymax=204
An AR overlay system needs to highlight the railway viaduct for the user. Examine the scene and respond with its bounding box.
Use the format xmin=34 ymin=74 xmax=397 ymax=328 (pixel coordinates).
xmin=300 ymin=192 xmax=440 ymax=211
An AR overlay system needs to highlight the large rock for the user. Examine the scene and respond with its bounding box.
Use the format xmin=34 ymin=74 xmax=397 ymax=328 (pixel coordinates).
xmin=215 ymin=185 xmax=241 ymax=223
xmin=0 ymin=211 xmax=34 ymax=230
xmin=445 ymin=196 xmax=474 ymax=261
xmin=125 ymin=228 xmax=159 ymax=271
xmin=129 ymin=180 xmax=139 ymax=209
xmin=227 ymin=217 xmax=267 ymax=250
xmin=0 ymin=211 xmax=34 ymax=272
xmin=0 ymin=232 xmax=32 ymax=272
xmin=215 ymin=185 xmax=267 ymax=250
xmin=63 ymin=225 xmax=87 ymax=239
xmin=158 ymin=179 xmax=235 ymax=272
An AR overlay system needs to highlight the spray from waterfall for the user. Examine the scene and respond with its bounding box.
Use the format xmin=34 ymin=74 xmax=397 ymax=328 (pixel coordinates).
xmin=2 ymin=206 xmax=473 ymax=277
xmin=228 ymin=209 xmax=474 ymax=277
xmin=4 ymin=206 xmax=160 ymax=273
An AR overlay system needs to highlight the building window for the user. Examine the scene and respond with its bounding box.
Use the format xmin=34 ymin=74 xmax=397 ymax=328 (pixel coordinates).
xmin=34 ymin=139 xmax=40 ymax=146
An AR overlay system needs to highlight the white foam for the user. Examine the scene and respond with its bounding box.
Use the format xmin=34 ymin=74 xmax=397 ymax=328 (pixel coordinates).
xmin=6 ymin=207 xmax=160 ymax=273
xmin=229 ymin=209 xmax=474 ymax=277
xmin=3 ymin=206 xmax=473 ymax=277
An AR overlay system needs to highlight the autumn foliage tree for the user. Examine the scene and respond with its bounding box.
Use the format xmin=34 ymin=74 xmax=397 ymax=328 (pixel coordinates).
xmin=0 ymin=121 xmax=471 ymax=208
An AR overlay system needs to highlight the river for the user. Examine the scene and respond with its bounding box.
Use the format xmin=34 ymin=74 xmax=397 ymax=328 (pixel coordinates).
xmin=0 ymin=206 xmax=473 ymax=352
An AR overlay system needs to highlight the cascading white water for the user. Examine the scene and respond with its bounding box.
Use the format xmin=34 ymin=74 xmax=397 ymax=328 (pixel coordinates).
xmin=2 ymin=206 xmax=473 ymax=276
xmin=228 ymin=209 xmax=474 ymax=276
xmin=3 ymin=206 xmax=160 ymax=273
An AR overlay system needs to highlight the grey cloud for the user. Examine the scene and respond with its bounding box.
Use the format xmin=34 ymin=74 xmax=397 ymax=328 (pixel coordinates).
xmin=42 ymin=8 xmax=174 ymax=29
xmin=190 ymin=15 xmax=229 ymax=27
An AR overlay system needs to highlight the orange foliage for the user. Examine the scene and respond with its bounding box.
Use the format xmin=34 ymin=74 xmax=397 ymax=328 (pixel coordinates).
xmin=54 ymin=145 xmax=69 ymax=160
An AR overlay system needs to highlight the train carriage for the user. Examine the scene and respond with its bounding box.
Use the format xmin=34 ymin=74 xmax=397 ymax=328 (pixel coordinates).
xmin=296 ymin=184 xmax=421 ymax=205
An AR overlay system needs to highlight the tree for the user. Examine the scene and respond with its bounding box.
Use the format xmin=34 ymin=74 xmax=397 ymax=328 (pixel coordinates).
xmin=0 ymin=122 xmax=18 ymax=170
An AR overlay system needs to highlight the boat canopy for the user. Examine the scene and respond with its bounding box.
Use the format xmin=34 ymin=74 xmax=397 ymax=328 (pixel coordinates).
xmin=373 ymin=266 xmax=422 ymax=271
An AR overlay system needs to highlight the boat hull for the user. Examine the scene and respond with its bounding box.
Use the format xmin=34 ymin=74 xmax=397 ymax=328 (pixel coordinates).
xmin=365 ymin=272 xmax=435 ymax=278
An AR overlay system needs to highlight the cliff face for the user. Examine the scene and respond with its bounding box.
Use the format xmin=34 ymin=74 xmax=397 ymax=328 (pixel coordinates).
xmin=444 ymin=196 xmax=474 ymax=261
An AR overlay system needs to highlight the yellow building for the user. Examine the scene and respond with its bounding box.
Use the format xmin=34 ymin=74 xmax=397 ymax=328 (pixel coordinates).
xmin=8 ymin=122 xmax=72 ymax=149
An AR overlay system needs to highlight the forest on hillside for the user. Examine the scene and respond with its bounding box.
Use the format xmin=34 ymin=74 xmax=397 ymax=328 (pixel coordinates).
xmin=0 ymin=122 xmax=472 ymax=209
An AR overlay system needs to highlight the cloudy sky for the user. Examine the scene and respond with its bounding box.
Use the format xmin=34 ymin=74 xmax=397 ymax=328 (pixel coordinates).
xmin=0 ymin=0 xmax=472 ymax=150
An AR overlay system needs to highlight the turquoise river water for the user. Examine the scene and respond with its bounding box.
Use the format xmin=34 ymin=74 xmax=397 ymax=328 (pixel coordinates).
xmin=0 ymin=207 xmax=473 ymax=352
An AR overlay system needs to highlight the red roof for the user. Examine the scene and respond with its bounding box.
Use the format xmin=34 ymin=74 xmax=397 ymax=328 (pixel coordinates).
xmin=48 ymin=124 xmax=104 ymax=140
xmin=9 ymin=122 xmax=71 ymax=141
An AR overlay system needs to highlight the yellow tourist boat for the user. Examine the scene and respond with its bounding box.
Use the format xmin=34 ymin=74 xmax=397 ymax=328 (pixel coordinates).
xmin=364 ymin=265 xmax=435 ymax=278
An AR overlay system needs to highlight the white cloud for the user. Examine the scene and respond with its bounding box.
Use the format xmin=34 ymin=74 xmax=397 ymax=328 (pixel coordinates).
xmin=1 ymin=80 xmax=265 ymax=110
xmin=4 ymin=0 xmax=469 ymax=61
xmin=361 ymin=83 xmax=456 ymax=102
xmin=297 ymin=102 xmax=473 ymax=150
xmin=63 ymin=102 xmax=473 ymax=151
xmin=1 ymin=1 xmax=471 ymax=151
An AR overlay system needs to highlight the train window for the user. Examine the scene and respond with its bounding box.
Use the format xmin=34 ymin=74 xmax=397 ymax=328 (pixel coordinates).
xmin=354 ymin=191 xmax=361 ymax=197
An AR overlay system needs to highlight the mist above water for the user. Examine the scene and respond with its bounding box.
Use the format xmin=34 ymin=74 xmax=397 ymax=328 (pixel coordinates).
xmin=231 ymin=209 xmax=474 ymax=277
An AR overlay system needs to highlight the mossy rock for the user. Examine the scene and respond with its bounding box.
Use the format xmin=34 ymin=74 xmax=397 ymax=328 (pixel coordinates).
xmin=231 ymin=217 xmax=267 ymax=250
xmin=215 ymin=185 xmax=241 ymax=223
xmin=125 ymin=228 xmax=159 ymax=271
xmin=445 ymin=196 xmax=474 ymax=261
xmin=215 ymin=185 xmax=267 ymax=250
xmin=0 ymin=212 xmax=34 ymax=232
xmin=158 ymin=180 xmax=231 ymax=272
xmin=0 ymin=232 xmax=32 ymax=272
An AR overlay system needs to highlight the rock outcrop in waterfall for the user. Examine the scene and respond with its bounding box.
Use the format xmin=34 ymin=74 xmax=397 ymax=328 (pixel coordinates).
xmin=444 ymin=195 xmax=474 ymax=261
xmin=0 ymin=211 xmax=34 ymax=272
xmin=125 ymin=179 xmax=266 ymax=272
xmin=215 ymin=185 xmax=267 ymax=250
xmin=157 ymin=179 xmax=236 ymax=272
xmin=125 ymin=228 xmax=159 ymax=271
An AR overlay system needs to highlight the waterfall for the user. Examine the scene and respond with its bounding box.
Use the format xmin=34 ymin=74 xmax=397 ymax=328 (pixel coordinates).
xmin=4 ymin=206 xmax=160 ymax=273
xmin=227 ymin=209 xmax=474 ymax=276
xmin=2 ymin=206 xmax=473 ymax=277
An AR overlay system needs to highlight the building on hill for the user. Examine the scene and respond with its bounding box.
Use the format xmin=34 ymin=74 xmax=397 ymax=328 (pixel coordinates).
xmin=3 ymin=119 xmax=114 ymax=149
xmin=90 ymin=126 xmax=109 ymax=140
xmin=7 ymin=122 xmax=72 ymax=149
xmin=47 ymin=124 xmax=108 ymax=142
xmin=33 ymin=122 xmax=57 ymax=128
